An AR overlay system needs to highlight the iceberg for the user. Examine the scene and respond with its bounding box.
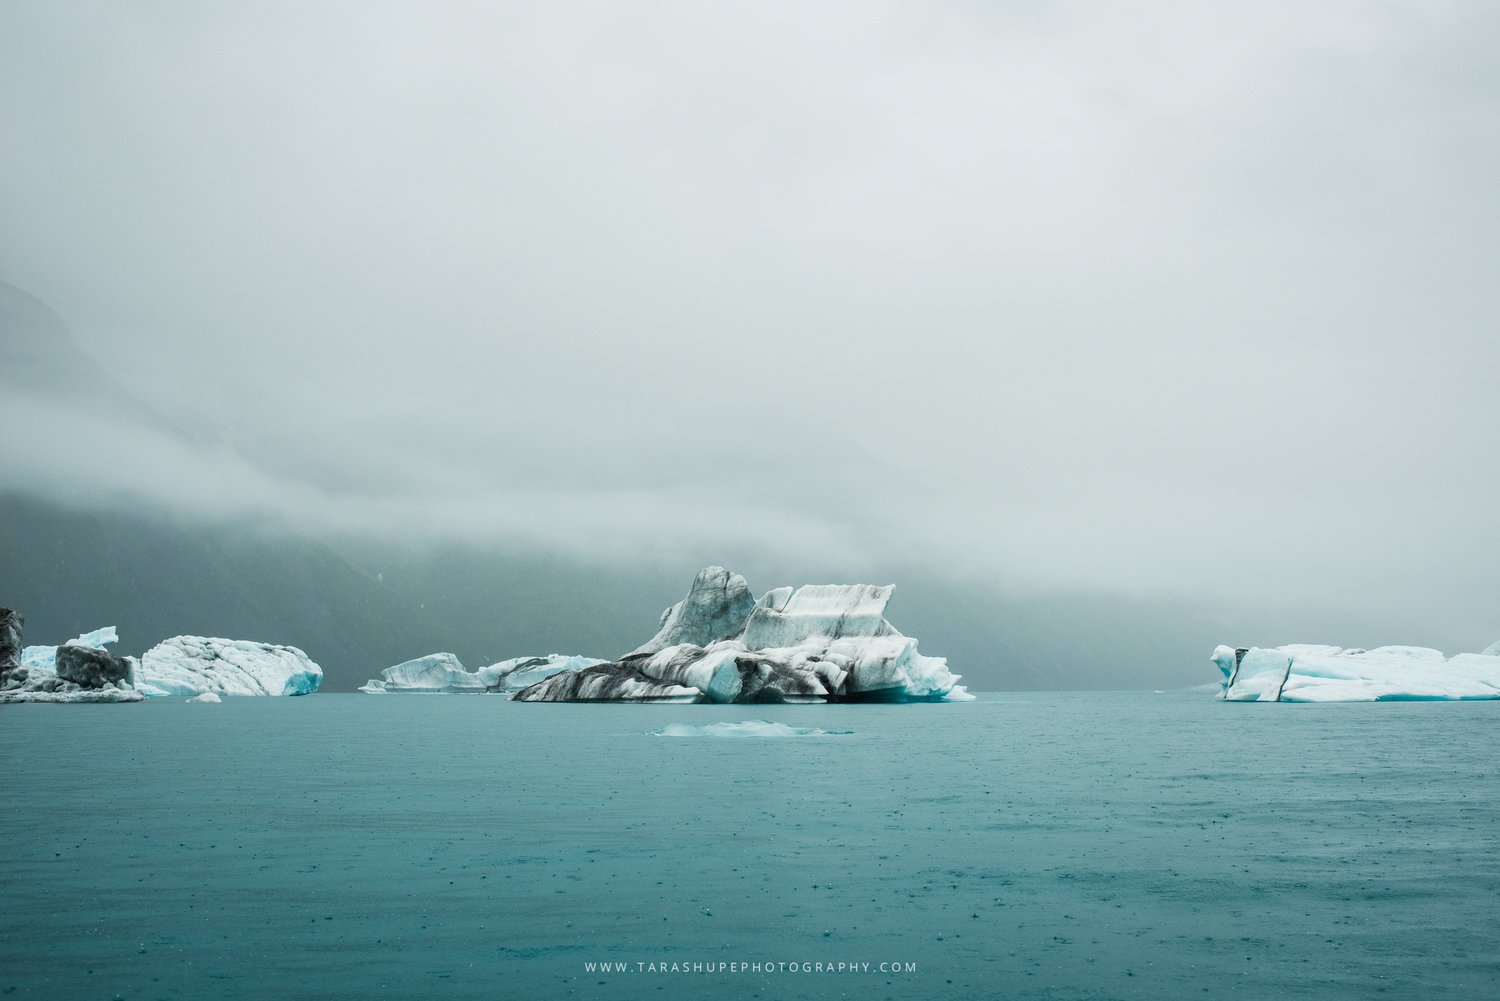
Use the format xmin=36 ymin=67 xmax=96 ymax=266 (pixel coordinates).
xmin=1 ymin=617 xmax=144 ymax=704
xmin=186 ymin=691 xmax=222 ymax=703
xmin=484 ymin=654 xmax=606 ymax=692
xmin=514 ymin=566 xmax=970 ymax=704
xmin=358 ymin=653 xmax=605 ymax=693
xmin=1214 ymin=643 xmax=1500 ymax=702
xmin=3 ymin=616 xmax=323 ymax=702
xmin=133 ymin=636 xmax=322 ymax=697
xmin=359 ymin=652 xmax=484 ymax=693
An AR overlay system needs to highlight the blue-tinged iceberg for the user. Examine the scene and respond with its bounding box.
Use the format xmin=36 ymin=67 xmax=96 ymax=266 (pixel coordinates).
xmin=1213 ymin=643 xmax=1500 ymax=702
xmin=513 ymin=566 xmax=971 ymax=704
xmin=358 ymin=653 xmax=604 ymax=694
xmin=133 ymin=636 xmax=322 ymax=697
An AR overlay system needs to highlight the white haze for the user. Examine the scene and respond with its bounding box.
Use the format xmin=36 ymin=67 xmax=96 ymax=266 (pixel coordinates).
xmin=1 ymin=1 xmax=1497 ymax=636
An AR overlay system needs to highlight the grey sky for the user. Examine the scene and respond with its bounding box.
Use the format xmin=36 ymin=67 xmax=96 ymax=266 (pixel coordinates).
xmin=2 ymin=1 xmax=1497 ymax=642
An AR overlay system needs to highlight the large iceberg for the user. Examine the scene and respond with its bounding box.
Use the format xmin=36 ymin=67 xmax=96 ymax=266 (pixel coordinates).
xmin=133 ymin=636 xmax=323 ymax=697
xmin=358 ymin=653 xmax=603 ymax=694
xmin=513 ymin=566 xmax=970 ymax=704
xmin=1214 ymin=643 xmax=1500 ymax=702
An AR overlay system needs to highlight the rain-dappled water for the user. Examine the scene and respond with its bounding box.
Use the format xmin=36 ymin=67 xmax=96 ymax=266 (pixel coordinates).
xmin=3 ymin=692 xmax=1497 ymax=1000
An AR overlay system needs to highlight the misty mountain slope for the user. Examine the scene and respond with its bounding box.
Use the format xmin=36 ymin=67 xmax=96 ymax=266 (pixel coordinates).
xmin=0 ymin=495 xmax=692 ymax=690
xmin=0 ymin=494 xmax=414 ymax=685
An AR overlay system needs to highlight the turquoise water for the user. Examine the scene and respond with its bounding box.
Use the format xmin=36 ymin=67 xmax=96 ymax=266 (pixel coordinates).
xmin=2 ymin=692 xmax=1497 ymax=1000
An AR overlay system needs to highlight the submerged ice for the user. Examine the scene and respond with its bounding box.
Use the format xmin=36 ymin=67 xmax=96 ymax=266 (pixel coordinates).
xmin=513 ymin=566 xmax=970 ymax=704
xmin=654 ymin=721 xmax=853 ymax=738
xmin=1214 ymin=643 xmax=1500 ymax=702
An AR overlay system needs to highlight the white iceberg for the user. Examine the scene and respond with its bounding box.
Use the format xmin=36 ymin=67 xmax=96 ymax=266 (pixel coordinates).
xmin=483 ymin=654 xmax=606 ymax=692
xmin=358 ymin=652 xmax=605 ymax=693
xmin=515 ymin=566 xmax=970 ymax=704
xmin=186 ymin=691 xmax=222 ymax=703
xmin=1214 ymin=643 xmax=1500 ymax=702
xmin=654 ymin=721 xmax=853 ymax=738
xmin=133 ymin=636 xmax=322 ymax=697
xmin=359 ymin=652 xmax=484 ymax=693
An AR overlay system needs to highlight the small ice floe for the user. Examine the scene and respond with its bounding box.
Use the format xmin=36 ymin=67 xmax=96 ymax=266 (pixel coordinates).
xmin=185 ymin=692 xmax=222 ymax=703
xmin=653 ymin=720 xmax=851 ymax=738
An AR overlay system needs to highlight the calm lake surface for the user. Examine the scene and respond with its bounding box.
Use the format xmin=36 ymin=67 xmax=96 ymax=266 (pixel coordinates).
xmin=3 ymin=692 xmax=1497 ymax=1001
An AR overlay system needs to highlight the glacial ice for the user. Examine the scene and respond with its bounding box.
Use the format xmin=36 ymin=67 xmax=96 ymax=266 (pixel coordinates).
xmin=134 ymin=636 xmax=323 ymax=697
xmin=359 ymin=653 xmax=485 ymax=693
xmin=358 ymin=653 xmax=605 ymax=693
xmin=514 ymin=566 xmax=970 ymax=704
xmin=484 ymin=654 xmax=607 ymax=692
xmin=4 ymin=621 xmax=322 ymax=702
xmin=1215 ymin=643 xmax=1500 ymax=702
xmin=19 ymin=626 xmax=119 ymax=672
xmin=654 ymin=721 xmax=853 ymax=738
xmin=186 ymin=691 xmax=222 ymax=703
xmin=627 ymin=566 xmax=756 ymax=656
xmin=2 ymin=624 xmax=146 ymax=703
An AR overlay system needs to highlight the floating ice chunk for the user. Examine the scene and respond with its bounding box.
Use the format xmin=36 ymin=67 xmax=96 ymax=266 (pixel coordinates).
xmin=515 ymin=569 xmax=966 ymax=704
xmin=481 ymin=654 xmax=607 ymax=692
xmin=4 ymin=624 xmax=142 ymax=702
xmin=1483 ymin=640 xmax=1500 ymax=657
xmin=654 ymin=720 xmax=852 ymax=738
xmin=1216 ymin=643 xmax=1500 ymax=702
xmin=134 ymin=636 xmax=322 ymax=697
xmin=359 ymin=653 xmax=605 ymax=693
xmin=359 ymin=653 xmax=482 ymax=694
xmin=186 ymin=691 xmax=222 ymax=703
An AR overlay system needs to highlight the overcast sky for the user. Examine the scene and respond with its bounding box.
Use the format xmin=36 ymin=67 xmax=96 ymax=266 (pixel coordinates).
xmin=2 ymin=1 xmax=1497 ymax=641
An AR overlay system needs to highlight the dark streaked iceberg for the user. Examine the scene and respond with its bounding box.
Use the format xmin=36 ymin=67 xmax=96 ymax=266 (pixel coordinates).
xmin=55 ymin=644 xmax=132 ymax=688
xmin=513 ymin=566 xmax=970 ymax=704
xmin=1 ymin=620 xmax=144 ymax=704
xmin=1214 ymin=643 xmax=1500 ymax=702
xmin=0 ymin=609 xmax=20 ymax=674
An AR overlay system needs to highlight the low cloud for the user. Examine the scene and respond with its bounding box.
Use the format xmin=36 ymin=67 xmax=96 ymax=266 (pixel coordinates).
xmin=2 ymin=1 xmax=1497 ymax=643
